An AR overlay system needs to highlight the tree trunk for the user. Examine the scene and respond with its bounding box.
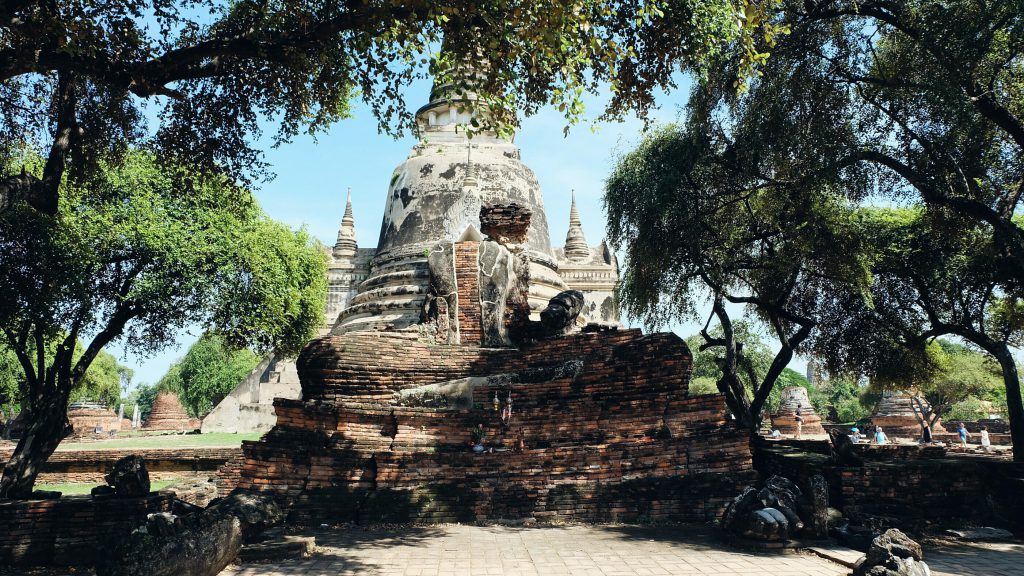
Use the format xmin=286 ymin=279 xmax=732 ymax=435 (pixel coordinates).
xmin=717 ymin=373 xmax=754 ymax=430
xmin=991 ymin=344 xmax=1024 ymax=462
xmin=0 ymin=388 xmax=71 ymax=499
xmin=0 ymin=172 xmax=58 ymax=215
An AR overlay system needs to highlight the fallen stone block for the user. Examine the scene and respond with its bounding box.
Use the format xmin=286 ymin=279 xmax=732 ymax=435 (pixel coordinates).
xmin=853 ymin=528 xmax=929 ymax=576
xmin=96 ymin=490 xmax=283 ymax=576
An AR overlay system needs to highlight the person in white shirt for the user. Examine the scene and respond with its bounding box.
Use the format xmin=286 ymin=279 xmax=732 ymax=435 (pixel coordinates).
xmin=980 ymin=426 xmax=991 ymax=452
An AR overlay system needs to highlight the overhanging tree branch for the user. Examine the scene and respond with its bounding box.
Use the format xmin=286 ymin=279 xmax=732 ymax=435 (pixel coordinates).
xmin=802 ymin=0 xmax=1024 ymax=150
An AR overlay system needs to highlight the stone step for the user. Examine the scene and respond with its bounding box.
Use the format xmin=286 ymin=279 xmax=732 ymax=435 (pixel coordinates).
xmin=238 ymin=536 xmax=316 ymax=562
xmin=806 ymin=543 xmax=865 ymax=568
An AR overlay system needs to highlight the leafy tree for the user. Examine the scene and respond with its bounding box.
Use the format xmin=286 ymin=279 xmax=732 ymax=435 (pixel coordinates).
xmin=833 ymin=396 xmax=872 ymax=425
xmin=813 ymin=375 xmax=870 ymax=423
xmin=681 ymin=324 xmax=816 ymax=425
xmin=685 ymin=324 xmax=772 ymax=389
xmin=688 ymin=377 xmax=720 ymax=396
xmin=123 ymin=382 xmax=160 ymax=423
xmin=0 ymin=0 xmax=769 ymax=214
xmin=946 ymin=398 xmax=989 ymax=423
xmin=808 ymin=208 xmax=1023 ymax=457
xmin=155 ymin=364 xmax=183 ymax=397
xmin=708 ymin=0 xmax=1024 ymax=294
xmin=625 ymin=0 xmax=1023 ymax=456
xmin=165 ymin=333 xmax=261 ymax=418
xmin=0 ymin=152 xmax=327 ymax=498
xmin=68 ymin=348 xmax=134 ymax=409
xmin=904 ymin=341 xmax=1004 ymax=431
xmin=0 ymin=346 xmax=19 ymax=410
xmin=607 ymin=115 xmax=866 ymax=432
xmin=1 ymin=340 xmax=133 ymax=409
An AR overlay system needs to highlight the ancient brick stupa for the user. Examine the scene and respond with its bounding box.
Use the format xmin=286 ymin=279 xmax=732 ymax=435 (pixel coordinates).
xmin=771 ymin=387 xmax=826 ymax=436
xmin=67 ymin=402 xmax=125 ymax=436
xmin=220 ymin=73 xmax=755 ymax=524
xmin=870 ymin=390 xmax=945 ymax=438
xmin=144 ymin=391 xmax=199 ymax=432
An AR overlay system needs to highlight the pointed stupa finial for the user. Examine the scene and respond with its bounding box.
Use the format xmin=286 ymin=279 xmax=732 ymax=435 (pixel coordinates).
xmin=334 ymin=187 xmax=358 ymax=258
xmin=564 ymin=190 xmax=590 ymax=262
xmin=343 ymin=187 xmax=354 ymax=222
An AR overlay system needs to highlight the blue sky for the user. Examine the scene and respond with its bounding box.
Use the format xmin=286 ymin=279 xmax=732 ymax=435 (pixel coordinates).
xmin=109 ymin=74 xmax=811 ymax=387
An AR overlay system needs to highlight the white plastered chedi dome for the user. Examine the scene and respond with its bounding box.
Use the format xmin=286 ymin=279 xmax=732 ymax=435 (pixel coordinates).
xmin=332 ymin=83 xmax=568 ymax=334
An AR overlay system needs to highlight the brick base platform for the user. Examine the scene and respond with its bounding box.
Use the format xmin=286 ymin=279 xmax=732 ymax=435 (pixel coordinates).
xmin=0 ymin=446 xmax=241 ymax=484
xmin=219 ymin=329 xmax=755 ymax=524
xmin=0 ymin=492 xmax=173 ymax=566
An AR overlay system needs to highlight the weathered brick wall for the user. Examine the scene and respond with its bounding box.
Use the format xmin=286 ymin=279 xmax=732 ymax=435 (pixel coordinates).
xmin=0 ymin=447 xmax=240 ymax=484
xmin=755 ymin=444 xmax=1024 ymax=530
xmin=297 ymin=329 xmax=690 ymax=403
xmin=959 ymin=419 xmax=1011 ymax=434
xmin=223 ymin=329 xmax=756 ymax=524
xmin=0 ymin=492 xmax=173 ymax=566
xmin=455 ymin=241 xmax=482 ymax=346
xmin=215 ymin=454 xmax=245 ymax=495
xmin=32 ymin=470 xmax=199 ymax=484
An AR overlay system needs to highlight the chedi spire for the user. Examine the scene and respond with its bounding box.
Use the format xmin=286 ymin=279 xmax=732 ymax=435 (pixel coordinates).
xmin=564 ymin=191 xmax=590 ymax=262
xmin=334 ymin=187 xmax=357 ymax=258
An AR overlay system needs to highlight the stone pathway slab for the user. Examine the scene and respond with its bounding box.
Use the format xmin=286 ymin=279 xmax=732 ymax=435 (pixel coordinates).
xmin=928 ymin=541 xmax=1024 ymax=576
xmin=221 ymin=525 xmax=848 ymax=576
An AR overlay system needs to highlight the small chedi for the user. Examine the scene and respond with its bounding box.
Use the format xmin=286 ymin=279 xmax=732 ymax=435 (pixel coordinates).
xmin=220 ymin=73 xmax=756 ymax=524
xmin=68 ymin=402 xmax=127 ymax=436
xmin=771 ymin=387 xmax=825 ymax=436
xmin=870 ymin=390 xmax=945 ymax=438
xmin=144 ymin=392 xmax=199 ymax=432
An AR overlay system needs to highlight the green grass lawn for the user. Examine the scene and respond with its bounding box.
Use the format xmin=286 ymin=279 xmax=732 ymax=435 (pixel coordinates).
xmin=53 ymin=431 xmax=262 ymax=451
xmin=36 ymin=479 xmax=177 ymax=495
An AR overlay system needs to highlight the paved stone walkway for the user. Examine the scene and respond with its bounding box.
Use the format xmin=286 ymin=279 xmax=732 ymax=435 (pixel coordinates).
xmin=222 ymin=524 xmax=849 ymax=576
xmin=928 ymin=540 xmax=1024 ymax=576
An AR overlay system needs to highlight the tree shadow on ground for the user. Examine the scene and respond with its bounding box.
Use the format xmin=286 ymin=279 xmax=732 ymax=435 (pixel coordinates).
xmin=0 ymin=528 xmax=455 ymax=576
xmin=221 ymin=526 xmax=453 ymax=576
xmin=302 ymin=524 xmax=451 ymax=552
xmin=594 ymin=524 xmax=727 ymax=549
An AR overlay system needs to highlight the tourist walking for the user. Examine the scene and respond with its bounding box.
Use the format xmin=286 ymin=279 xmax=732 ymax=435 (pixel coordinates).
xmin=980 ymin=426 xmax=991 ymax=452
xmin=957 ymin=422 xmax=970 ymax=448
xmin=794 ymin=409 xmax=803 ymax=439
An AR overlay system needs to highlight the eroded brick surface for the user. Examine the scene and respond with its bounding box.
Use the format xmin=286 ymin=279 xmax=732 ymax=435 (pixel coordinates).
xmin=220 ymin=329 xmax=756 ymax=524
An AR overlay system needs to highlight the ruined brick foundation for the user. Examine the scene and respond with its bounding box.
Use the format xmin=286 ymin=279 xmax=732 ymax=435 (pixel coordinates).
xmin=0 ymin=492 xmax=173 ymax=566
xmin=220 ymin=329 xmax=755 ymax=524
xmin=0 ymin=446 xmax=240 ymax=484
